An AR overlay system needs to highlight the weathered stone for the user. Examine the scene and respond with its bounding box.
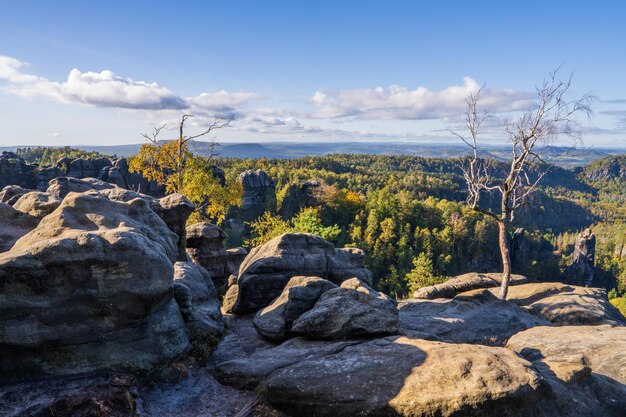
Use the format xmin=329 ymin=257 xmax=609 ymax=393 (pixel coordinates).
xmin=253 ymin=276 xmax=338 ymax=341
xmin=413 ymin=272 xmax=528 ymax=299
xmin=254 ymin=336 xmax=545 ymax=417
xmin=157 ymin=194 xmax=195 ymax=261
xmin=0 ymin=185 xmax=30 ymax=204
xmin=186 ymin=222 xmax=239 ymax=293
xmin=564 ymin=228 xmax=596 ymax=286
xmin=398 ymin=289 xmax=550 ymax=345
xmin=11 ymin=191 xmax=61 ymax=219
xmin=0 ymin=191 xmax=188 ymax=382
xmin=173 ymin=262 xmax=224 ymax=352
xmin=507 ymin=325 xmax=626 ymax=385
xmin=237 ymin=169 xmax=276 ymax=222
xmin=36 ymin=166 xmax=63 ymax=191
xmin=223 ymin=233 xmax=372 ymax=314
xmin=490 ymin=282 xmax=626 ymax=326
xmin=0 ymin=202 xmax=38 ymax=253
xmin=291 ymin=278 xmax=398 ymax=339
xmin=0 ymin=151 xmax=36 ymax=189
xmin=46 ymin=176 xmax=116 ymax=198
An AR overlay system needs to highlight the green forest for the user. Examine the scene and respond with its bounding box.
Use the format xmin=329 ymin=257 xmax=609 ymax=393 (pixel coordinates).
xmin=14 ymin=147 xmax=626 ymax=306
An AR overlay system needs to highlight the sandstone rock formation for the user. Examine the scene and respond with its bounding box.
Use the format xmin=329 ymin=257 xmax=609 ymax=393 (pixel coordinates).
xmin=11 ymin=191 xmax=61 ymax=219
xmin=0 ymin=152 xmax=36 ymax=189
xmin=223 ymin=233 xmax=373 ymax=314
xmin=36 ymin=166 xmax=63 ymax=191
xmin=0 ymin=185 xmax=30 ymax=204
xmin=186 ymin=222 xmax=246 ymax=293
xmin=218 ymin=336 xmax=546 ymax=417
xmin=0 ymin=191 xmax=189 ymax=382
xmin=278 ymin=180 xmax=322 ymax=218
xmin=507 ymin=325 xmax=626 ymax=385
xmin=399 ymin=289 xmax=549 ymax=345
xmin=46 ymin=176 xmax=116 ymax=198
xmin=0 ymin=202 xmax=38 ymax=253
xmin=564 ymin=228 xmax=596 ymax=286
xmin=253 ymin=276 xmax=338 ymax=341
xmin=173 ymin=261 xmax=224 ymax=353
xmin=491 ymin=282 xmax=626 ymax=326
xmin=237 ymin=169 xmax=276 ymax=222
xmin=290 ymin=278 xmax=398 ymax=339
xmin=413 ymin=272 xmax=528 ymax=299
xmin=157 ymin=193 xmax=195 ymax=261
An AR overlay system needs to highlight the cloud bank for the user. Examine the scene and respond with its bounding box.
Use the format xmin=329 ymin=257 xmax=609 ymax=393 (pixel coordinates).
xmin=0 ymin=55 xmax=257 ymax=113
xmin=310 ymin=77 xmax=535 ymax=120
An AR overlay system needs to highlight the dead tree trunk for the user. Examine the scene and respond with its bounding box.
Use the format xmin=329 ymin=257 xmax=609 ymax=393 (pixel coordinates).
xmin=497 ymin=219 xmax=512 ymax=299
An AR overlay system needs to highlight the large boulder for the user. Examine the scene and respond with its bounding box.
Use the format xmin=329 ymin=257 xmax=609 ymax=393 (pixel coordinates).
xmin=0 ymin=202 xmax=38 ymax=253
xmin=157 ymin=193 xmax=195 ymax=261
xmin=11 ymin=191 xmax=61 ymax=219
xmin=36 ymin=166 xmax=63 ymax=191
xmin=507 ymin=325 xmax=626 ymax=385
xmin=398 ymin=289 xmax=550 ymax=345
xmin=0 ymin=151 xmax=36 ymax=189
xmin=490 ymin=282 xmax=626 ymax=326
xmin=0 ymin=185 xmax=30 ymax=204
xmin=173 ymin=262 xmax=224 ymax=355
xmin=290 ymin=278 xmax=398 ymax=339
xmin=46 ymin=176 xmax=116 ymax=198
xmin=66 ymin=157 xmax=111 ymax=179
xmin=185 ymin=222 xmax=243 ymax=293
xmin=223 ymin=233 xmax=373 ymax=314
xmin=0 ymin=191 xmax=188 ymax=382
xmin=219 ymin=336 xmax=546 ymax=417
xmin=253 ymin=276 xmax=338 ymax=341
xmin=413 ymin=272 xmax=529 ymax=299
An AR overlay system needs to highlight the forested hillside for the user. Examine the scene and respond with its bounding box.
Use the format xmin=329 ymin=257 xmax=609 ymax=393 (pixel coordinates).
xmin=215 ymin=154 xmax=626 ymax=297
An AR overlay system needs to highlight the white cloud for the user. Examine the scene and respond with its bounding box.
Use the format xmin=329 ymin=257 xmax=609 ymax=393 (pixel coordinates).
xmin=48 ymin=132 xmax=62 ymax=137
xmin=310 ymin=77 xmax=535 ymax=120
xmin=0 ymin=55 xmax=259 ymax=114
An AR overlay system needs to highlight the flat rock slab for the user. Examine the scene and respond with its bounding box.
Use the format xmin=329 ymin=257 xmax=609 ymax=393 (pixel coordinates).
xmin=413 ymin=272 xmax=528 ymax=299
xmin=398 ymin=289 xmax=550 ymax=345
xmin=506 ymin=325 xmax=626 ymax=384
xmin=488 ymin=282 xmax=626 ymax=326
xmin=254 ymin=336 xmax=545 ymax=417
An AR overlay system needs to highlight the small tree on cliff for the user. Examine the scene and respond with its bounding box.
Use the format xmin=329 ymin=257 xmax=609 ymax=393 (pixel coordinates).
xmin=454 ymin=69 xmax=593 ymax=299
xmin=130 ymin=114 xmax=242 ymax=224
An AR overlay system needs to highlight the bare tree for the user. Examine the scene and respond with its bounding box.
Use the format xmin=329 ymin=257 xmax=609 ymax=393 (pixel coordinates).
xmin=141 ymin=114 xmax=231 ymax=192
xmin=453 ymin=69 xmax=593 ymax=299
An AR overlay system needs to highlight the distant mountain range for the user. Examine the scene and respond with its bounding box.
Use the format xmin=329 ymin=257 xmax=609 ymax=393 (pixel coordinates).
xmin=2 ymin=142 xmax=625 ymax=167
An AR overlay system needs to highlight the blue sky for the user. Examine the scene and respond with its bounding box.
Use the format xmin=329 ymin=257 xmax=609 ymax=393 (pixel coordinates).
xmin=1 ymin=0 xmax=625 ymax=147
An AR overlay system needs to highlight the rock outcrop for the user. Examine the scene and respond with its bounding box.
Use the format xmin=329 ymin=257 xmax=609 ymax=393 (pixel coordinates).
xmin=564 ymin=228 xmax=596 ymax=286
xmin=157 ymin=193 xmax=195 ymax=261
xmin=490 ymin=282 xmax=626 ymax=326
xmin=237 ymin=169 xmax=276 ymax=222
xmin=11 ymin=191 xmax=62 ymax=219
xmin=173 ymin=261 xmax=224 ymax=354
xmin=223 ymin=233 xmax=373 ymax=314
xmin=399 ymin=289 xmax=550 ymax=345
xmin=278 ymin=180 xmax=322 ymax=218
xmin=507 ymin=325 xmax=626 ymax=385
xmin=0 ymin=185 xmax=30 ymax=204
xmin=290 ymin=278 xmax=398 ymax=339
xmin=0 ymin=202 xmax=38 ymax=253
xmin=218 ymin=336 xmax=547 ymax=417
xmin=413 ymin=272 xmax=528 ymax=299
xmin=0 ymin=191 xmax=189 ymax=382
xmin=0 ymin=152 xmax=36 ymax=189
xmin=253 ymin=276 xmax=339 ymax=341
xmin=46 ymin=176 xmax=116 ymax=198
xmin=185 ymin=222 xmax=246 ymax=293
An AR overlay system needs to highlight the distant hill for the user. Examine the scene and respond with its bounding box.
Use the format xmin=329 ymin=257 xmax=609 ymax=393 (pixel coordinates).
xmin=2 ymin=142 xmax=624 ymax=166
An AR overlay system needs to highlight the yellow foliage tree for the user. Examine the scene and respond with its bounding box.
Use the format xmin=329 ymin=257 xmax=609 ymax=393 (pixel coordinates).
xmin=129 ymin=114 xmax=242 ymax=224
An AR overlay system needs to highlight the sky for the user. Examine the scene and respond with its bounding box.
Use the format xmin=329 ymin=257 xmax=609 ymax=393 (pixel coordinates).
xmin=1 ymin=0 xmax=625 ymax=147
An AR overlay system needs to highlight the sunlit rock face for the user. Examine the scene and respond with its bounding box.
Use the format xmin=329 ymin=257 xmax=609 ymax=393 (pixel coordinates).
xmin=0 ymin=191 xmax=189 ymax=382
xmin=223 ymin=233 xmax=373 ymax=314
